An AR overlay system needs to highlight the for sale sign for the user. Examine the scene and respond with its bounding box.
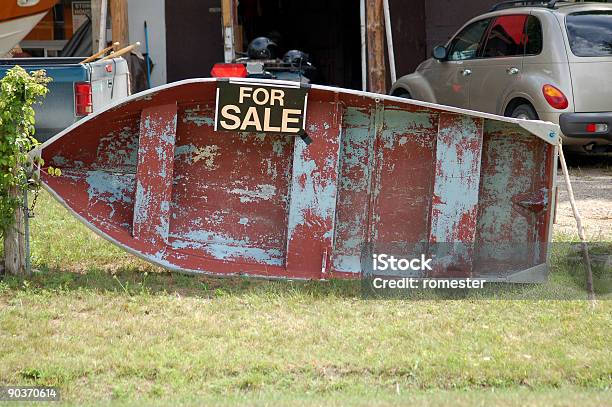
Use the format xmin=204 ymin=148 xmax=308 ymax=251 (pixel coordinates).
xmin=214 ymin=80 xmax=308 ymax=135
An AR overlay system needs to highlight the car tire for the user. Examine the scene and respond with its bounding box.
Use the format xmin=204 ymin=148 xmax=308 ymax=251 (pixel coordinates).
xmin=510 ymin=104 xmax=538 ymax=120
xmin=393 ymin=90 xmax=412 ymax=99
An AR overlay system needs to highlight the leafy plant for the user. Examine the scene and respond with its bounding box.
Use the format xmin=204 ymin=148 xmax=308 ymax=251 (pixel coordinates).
xmin=0 ymin=66 xmax=51 ymax=236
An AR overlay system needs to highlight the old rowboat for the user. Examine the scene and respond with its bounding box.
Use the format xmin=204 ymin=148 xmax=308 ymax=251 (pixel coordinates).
xmin=0 ymin=0 xmax=58 ymax=56
xmin=35 ymin=78 xmax=560 ymax=281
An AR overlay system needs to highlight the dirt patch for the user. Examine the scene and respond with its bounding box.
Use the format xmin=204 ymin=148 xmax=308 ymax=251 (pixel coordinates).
xmin=555 ymin=166 xmax=612 ymax=240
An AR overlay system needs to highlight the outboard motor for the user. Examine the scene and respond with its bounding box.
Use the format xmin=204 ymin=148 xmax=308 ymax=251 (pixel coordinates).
xmin=211 ymin=38 xmax=316 ymax=84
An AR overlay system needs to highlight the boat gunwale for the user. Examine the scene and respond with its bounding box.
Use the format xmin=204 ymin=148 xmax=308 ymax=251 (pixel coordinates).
xmin=34 ymin=77 xmax=560 ymax=157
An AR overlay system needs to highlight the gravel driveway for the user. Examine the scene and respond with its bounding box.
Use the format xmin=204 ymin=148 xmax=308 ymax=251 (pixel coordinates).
xmin=555 ymin=156 xmax=611 ymax=240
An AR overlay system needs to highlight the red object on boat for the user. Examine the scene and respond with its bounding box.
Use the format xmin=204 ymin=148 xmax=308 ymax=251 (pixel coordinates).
xmin=36 ymin=78 xmax=560 ymax=281
xmin=210 ymin=63 xmax=248 ymax=78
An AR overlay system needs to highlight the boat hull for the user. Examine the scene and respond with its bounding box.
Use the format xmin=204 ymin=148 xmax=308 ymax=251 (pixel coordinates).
xmin=37 ymin=79 xmax=559 ymax=281
xmin=0 ymin=11 xmax=47 ymax=55
xmin=0 ymin=0 xmax=57 ymax=55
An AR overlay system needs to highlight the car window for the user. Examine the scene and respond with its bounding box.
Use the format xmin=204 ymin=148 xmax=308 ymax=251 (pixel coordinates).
xmin=566 ymin=11 xmax=612 ymax=57
xmin=482 ymin=15 xmax=528 ymax=58
xmin=448 ymin=19 xmax=491 ymax=61
xmin=524 ymin=15 xmax=543 ymax=55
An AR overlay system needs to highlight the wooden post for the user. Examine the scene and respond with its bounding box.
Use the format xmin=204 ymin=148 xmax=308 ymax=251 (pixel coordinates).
xmin=221 ymin=0 xmax=235 ymax=62
xmin=558 ymin=145 xmax=595 ymax=303
xmin=91 ymin=0 xmax=101 ymax=52
xmin=3 ymin=186 xmax=27 ymax=276
xmin=110 ymin=0 xmax=129 ymax=48
xmin=366 ymin=0 xmax=386 ymax=94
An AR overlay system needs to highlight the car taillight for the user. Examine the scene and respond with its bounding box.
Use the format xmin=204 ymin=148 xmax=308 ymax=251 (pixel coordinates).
xmin=210 ymin=63 xmax=247 ymax=78
xmin=585 ymin=123 xmax=608 ymax=133
xmin=542 ymin=84 xmax=568 ymax=110
xmin=74 ymin=82 xmax=93 ymax=116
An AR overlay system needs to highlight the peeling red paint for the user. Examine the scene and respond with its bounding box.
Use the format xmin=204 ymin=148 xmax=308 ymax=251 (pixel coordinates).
xmin=38 ymin=79 xmax=557 ymax=280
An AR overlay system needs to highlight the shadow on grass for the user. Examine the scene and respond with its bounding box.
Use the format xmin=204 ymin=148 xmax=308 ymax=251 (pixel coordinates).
xmin=0 ymin=264 xmax=364 ymax=299
xmin=0 ymin=260 xmax=609 ymax=301
xmin=0 ymin=242 xmax=608 ymax=301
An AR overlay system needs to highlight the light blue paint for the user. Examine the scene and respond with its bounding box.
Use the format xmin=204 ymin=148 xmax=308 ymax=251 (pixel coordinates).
xmin=330 ymin=107 xmax=376 ymax=273
xmin=286 ymin=121 xmax=341 ymax=244
xmin=175 ymin=144 xmax=198 ymax=158
xmin=183 ymin=106 xmax=215 ymax=127
xmin=170 ymin=229 xmax=283 ymax=266
xmin=332 ymin=254 xmax=361 ymax=273
xmin=476 ymin=134 xmax=536 ymax=251
xmin=133 ymin=180 xmax=152 ymax=227
xmin=97 ymin=127 xmax=140 ymax=169
xmin=170 ymin=229 xmax=251 ymax=247
xmin=159 ymin=115 xmax=177 ymax=144
xmin=86 ymin=170 xmax=134 ymax=204
xmin=85 ymin=170 xmax=135 ymax=218
xmin=430 ymin=115 xmax=483 ymax=242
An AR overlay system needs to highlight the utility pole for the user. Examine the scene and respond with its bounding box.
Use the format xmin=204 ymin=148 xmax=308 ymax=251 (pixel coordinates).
xmin=110 ymin=0 xmax=129 ymax=48
xmin=366 ymin=0 xmax=386 ymax=94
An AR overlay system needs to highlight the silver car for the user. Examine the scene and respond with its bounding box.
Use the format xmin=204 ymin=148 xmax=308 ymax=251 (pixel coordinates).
xmin=390 ymin=1 xmax=612 ymax=153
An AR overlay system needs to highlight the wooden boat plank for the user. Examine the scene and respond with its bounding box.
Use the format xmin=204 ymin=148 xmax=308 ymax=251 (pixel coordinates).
xmin=133 ymin=103 xmax=178 ymax=248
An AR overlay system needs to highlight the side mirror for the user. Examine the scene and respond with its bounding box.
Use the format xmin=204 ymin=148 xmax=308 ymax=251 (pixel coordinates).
xmin=432 ymin=45 xmax=448 ymax=61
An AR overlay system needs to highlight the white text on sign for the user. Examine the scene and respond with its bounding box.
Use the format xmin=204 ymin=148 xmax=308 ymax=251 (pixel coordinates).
xmin=219 ymin=86 xmax=303 ymax=133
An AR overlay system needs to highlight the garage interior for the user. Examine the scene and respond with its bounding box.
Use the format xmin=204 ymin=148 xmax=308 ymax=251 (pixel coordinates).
xmin=164 ymin=0 xmax=501 ymax=89
xmin=237 ymin=0 xmax=362 ymax=89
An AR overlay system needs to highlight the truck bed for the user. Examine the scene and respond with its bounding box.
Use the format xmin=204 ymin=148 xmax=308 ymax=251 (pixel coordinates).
xmin=0 ymin=57 xmax=130 ymax=141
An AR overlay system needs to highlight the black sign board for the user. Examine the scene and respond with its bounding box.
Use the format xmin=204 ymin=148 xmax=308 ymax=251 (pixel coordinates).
xmin=214 ymin=80 xmax=309 ymax=136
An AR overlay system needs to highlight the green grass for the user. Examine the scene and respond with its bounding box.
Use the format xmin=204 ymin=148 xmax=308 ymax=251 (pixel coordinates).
xmin=0 ymin=190 xmax=610 ymax=406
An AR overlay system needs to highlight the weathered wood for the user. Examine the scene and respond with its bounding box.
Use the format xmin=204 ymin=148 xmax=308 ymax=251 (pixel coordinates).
xmin=428 ymin=114 xmax=484 ymax=277
xmin=133 ymin=103 xmax=178 ymax=249
xmin=110 ymin=0 xmax=129 ymax=48
xmin=366 ymin=0 xmax=386 ymax=94
xmin=559 ymin=145 xmax=595 ymax=303
xmin=3 ymin=186 xmax=26 ymax=276
xmin=91 ymin=0 xmax=101 ymax=53
xmin=221 ymin=0 xmax=235 ymax=62
xmin=285 ymin=101 xmax=343 ymax=279
xmin=37 ymin=78 xmax=559 ymax=280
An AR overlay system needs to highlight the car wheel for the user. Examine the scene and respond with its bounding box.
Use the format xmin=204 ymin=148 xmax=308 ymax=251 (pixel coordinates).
xmin=510 ymin=104 xmax=538 ymax=120
xmin=393 ymin=90 xmax=412 ymax=99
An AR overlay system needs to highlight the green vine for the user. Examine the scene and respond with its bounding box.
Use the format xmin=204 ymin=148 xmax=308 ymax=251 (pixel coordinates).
xmin=0 ymin=66 xmax=51 ymax=236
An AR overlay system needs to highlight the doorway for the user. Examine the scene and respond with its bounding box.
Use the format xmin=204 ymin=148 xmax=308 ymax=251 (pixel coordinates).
xmin=237 ymin=0 xmax=362 ymax=89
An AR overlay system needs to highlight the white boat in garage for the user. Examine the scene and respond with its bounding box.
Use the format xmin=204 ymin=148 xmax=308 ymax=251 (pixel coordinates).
xmin=0 ymin=0 xmax=57 ymax=56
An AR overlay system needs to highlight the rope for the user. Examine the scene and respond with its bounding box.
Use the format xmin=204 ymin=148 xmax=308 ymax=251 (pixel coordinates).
xmin=558 ymin=143 xmax=596 ymax=304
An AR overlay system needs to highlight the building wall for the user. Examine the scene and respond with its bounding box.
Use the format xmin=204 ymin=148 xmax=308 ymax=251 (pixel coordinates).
xmin=164 ymin=0 xmax=224 ymax=83
xmin=123 ymin=0 xmax=500 ymax=87
xmin=425 ymin=0 xmax=498 ymax=52
xmin=389 ymin=0 xmax=427 ymax=78
xmin=128 ymin=0 xmax=167 ymax=87
xmin=388 ymin=0 xmax=497 ymax=79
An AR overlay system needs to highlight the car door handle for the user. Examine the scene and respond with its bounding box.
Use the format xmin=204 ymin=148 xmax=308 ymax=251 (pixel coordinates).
xmin=507 ymin=67 xmax=520 ymax=75
xmin=461 ymin=69 xmax=472 ymax=77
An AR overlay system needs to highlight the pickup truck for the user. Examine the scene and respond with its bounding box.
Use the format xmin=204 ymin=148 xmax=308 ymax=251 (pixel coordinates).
xmin=0 ymin=57 xmax=130 ymax=141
